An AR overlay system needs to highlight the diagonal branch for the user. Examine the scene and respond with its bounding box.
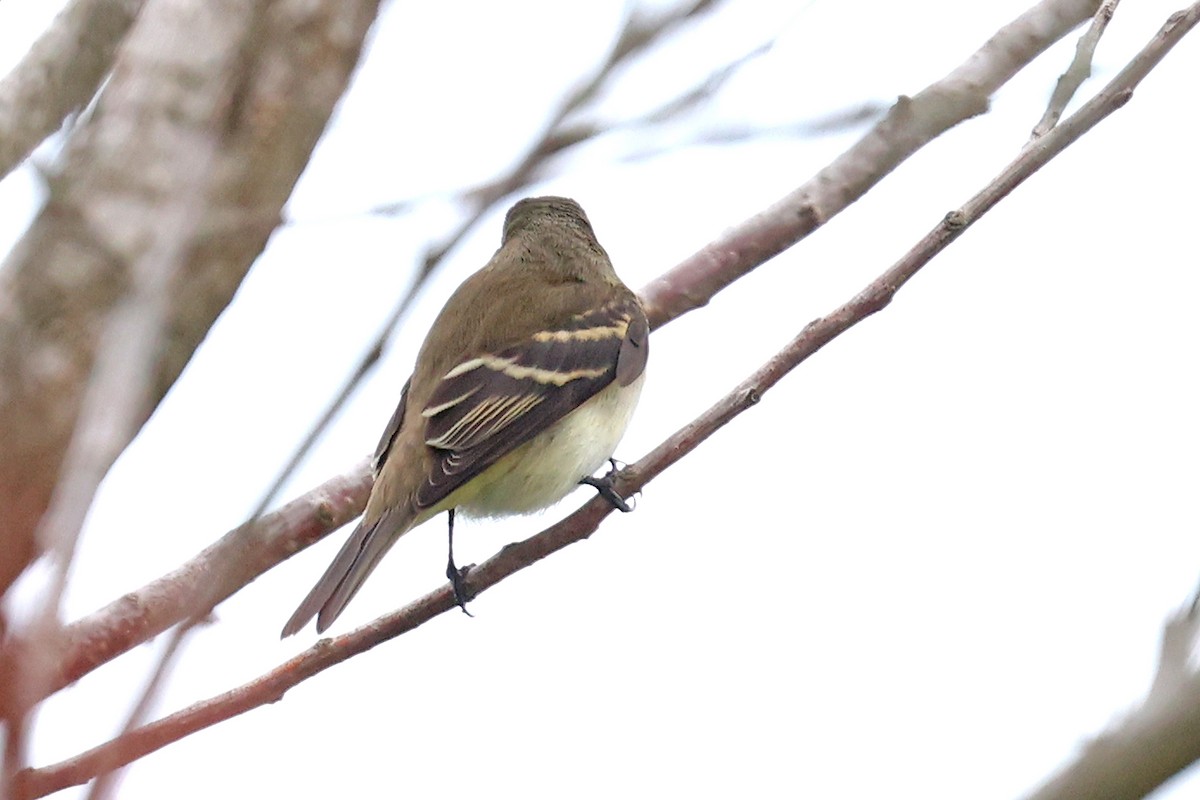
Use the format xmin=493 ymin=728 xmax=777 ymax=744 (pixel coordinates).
xmin=1032 ymin=0 xmax=1121 ymax=139
xmin=1023 ymin=599 xmax=1200 ymax=800
xmin=14 ymin=4 xmax=1199 ymax=793
xmin=8 ymin=461 xmax=371 ymax=708
xmin=640 ymin=0 xmax=1104 ymax=328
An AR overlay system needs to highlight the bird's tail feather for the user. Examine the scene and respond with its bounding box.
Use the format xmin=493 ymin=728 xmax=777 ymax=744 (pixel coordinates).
xmin=280 ymin=509 xmax=406 ymax=638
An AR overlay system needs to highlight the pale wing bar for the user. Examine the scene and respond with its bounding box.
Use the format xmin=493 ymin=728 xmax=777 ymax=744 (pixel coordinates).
xmin=415 ymin=298 xmax=644 ymax=510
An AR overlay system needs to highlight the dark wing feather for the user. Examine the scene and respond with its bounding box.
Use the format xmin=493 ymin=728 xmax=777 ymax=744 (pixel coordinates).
xmin=372 ymin=378 xmax=411 ymax=474
xmin=616 ymin=306 xmax=648 ymax=387
xmin=415 ymin=295 xmax=646 ymax=510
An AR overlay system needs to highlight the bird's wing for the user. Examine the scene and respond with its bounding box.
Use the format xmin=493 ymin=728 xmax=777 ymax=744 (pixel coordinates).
xmin=371 ymin=377 xmax=410 ymax=474
xmin=415 ymin=295 xmax=648 ymax=510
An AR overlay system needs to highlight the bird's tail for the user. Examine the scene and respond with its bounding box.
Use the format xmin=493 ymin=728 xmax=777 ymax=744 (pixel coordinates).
xmin=280 ymin=508 xmax=408 ymax=637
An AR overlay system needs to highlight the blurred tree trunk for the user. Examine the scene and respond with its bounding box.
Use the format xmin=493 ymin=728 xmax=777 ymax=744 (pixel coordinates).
xmin=0 ymin=0 xmax=383 ymax=601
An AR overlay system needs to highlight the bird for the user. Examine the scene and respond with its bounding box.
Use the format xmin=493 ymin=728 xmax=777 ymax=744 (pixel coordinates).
xmin=282 ymin=196 xmax=648 ymax=637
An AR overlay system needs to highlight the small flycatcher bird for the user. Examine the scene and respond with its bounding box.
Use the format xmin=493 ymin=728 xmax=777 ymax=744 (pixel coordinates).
xmin=282 ymin=196 xmax=648 ymax=637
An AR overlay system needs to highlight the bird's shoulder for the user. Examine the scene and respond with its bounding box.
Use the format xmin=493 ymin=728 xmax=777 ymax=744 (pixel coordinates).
xmin=411 ymin=247 xmax=627 ymax=395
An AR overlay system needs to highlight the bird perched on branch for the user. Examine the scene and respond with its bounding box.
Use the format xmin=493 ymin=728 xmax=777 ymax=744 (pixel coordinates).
xmin=282 ymin=196 xmax=648 ymax=637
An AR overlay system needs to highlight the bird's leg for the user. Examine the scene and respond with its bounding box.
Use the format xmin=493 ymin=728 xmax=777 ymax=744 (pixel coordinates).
xmin=445 ymin=508 xmax=474 ymax=617
xmin=579 ymin=457 xmax=633 ymax=513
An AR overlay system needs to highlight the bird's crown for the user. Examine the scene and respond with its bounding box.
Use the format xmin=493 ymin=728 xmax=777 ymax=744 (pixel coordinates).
xmin=502 ymin=196 xmax=595 ymax=243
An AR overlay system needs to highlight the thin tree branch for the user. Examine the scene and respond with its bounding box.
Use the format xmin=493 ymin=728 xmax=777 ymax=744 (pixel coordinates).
xmin=3 ymin=460 xmax=371 ymax=708
xmin=0 ymin=0 xmax=145 ymax=180
xmin=1031 ymin=0 xmax=1121 ymax=139
xmin=83 ymin=622 xmax=192 ymax=800
xmin=639 ymin=0 xmax=1104 ymax=329
xmin=15 ymin=5 xmax=1198 ymax=792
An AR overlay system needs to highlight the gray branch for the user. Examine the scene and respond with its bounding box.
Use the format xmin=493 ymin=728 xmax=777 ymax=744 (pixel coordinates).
xmin=1031 ymin=0 xmax=1122 ymax=139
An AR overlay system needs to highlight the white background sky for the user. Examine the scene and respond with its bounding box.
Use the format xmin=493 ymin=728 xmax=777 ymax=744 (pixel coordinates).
xmin=2 ymin=1 xmax=1199 ymax=798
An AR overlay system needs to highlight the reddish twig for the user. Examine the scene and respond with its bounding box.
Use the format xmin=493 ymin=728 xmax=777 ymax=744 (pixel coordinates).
xmin=0 ymin=461 xmax=371 ymax=710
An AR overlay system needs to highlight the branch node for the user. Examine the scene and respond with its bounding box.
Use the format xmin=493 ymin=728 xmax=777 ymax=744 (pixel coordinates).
xmin=943 ymin=210 xmax=969 ymax=230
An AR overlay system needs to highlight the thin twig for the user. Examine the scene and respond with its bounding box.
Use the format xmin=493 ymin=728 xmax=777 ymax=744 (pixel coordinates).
xmin=639 ymin=0 xmax=1105 ymax=328
xmin=6 ymin=463 xmax=371 ymax=711
xmin=1031 ymin=0 xmax=1121 ymax=139
xmin=14 ymin=5 xmax=1198 ymax=793
xmin=83 ymin=623 xmax=191 ymax=800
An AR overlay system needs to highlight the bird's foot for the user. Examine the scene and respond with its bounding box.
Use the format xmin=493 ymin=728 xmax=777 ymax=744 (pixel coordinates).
xmin=446 ymin=559 xmax=475 ymax=617
xmin=580 ymin=458 xmax=633 ymax=513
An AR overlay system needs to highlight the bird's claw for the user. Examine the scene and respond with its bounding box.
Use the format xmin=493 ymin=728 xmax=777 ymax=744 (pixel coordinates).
xmin=446 ymin=560 xmax=475 ymax=617
xmin=580 ymin=458 xmax=634 ymax=512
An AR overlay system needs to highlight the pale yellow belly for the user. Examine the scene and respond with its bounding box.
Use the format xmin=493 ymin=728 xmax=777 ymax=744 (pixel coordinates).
xmin=458 ymin=373 xmax=645 ymax=517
